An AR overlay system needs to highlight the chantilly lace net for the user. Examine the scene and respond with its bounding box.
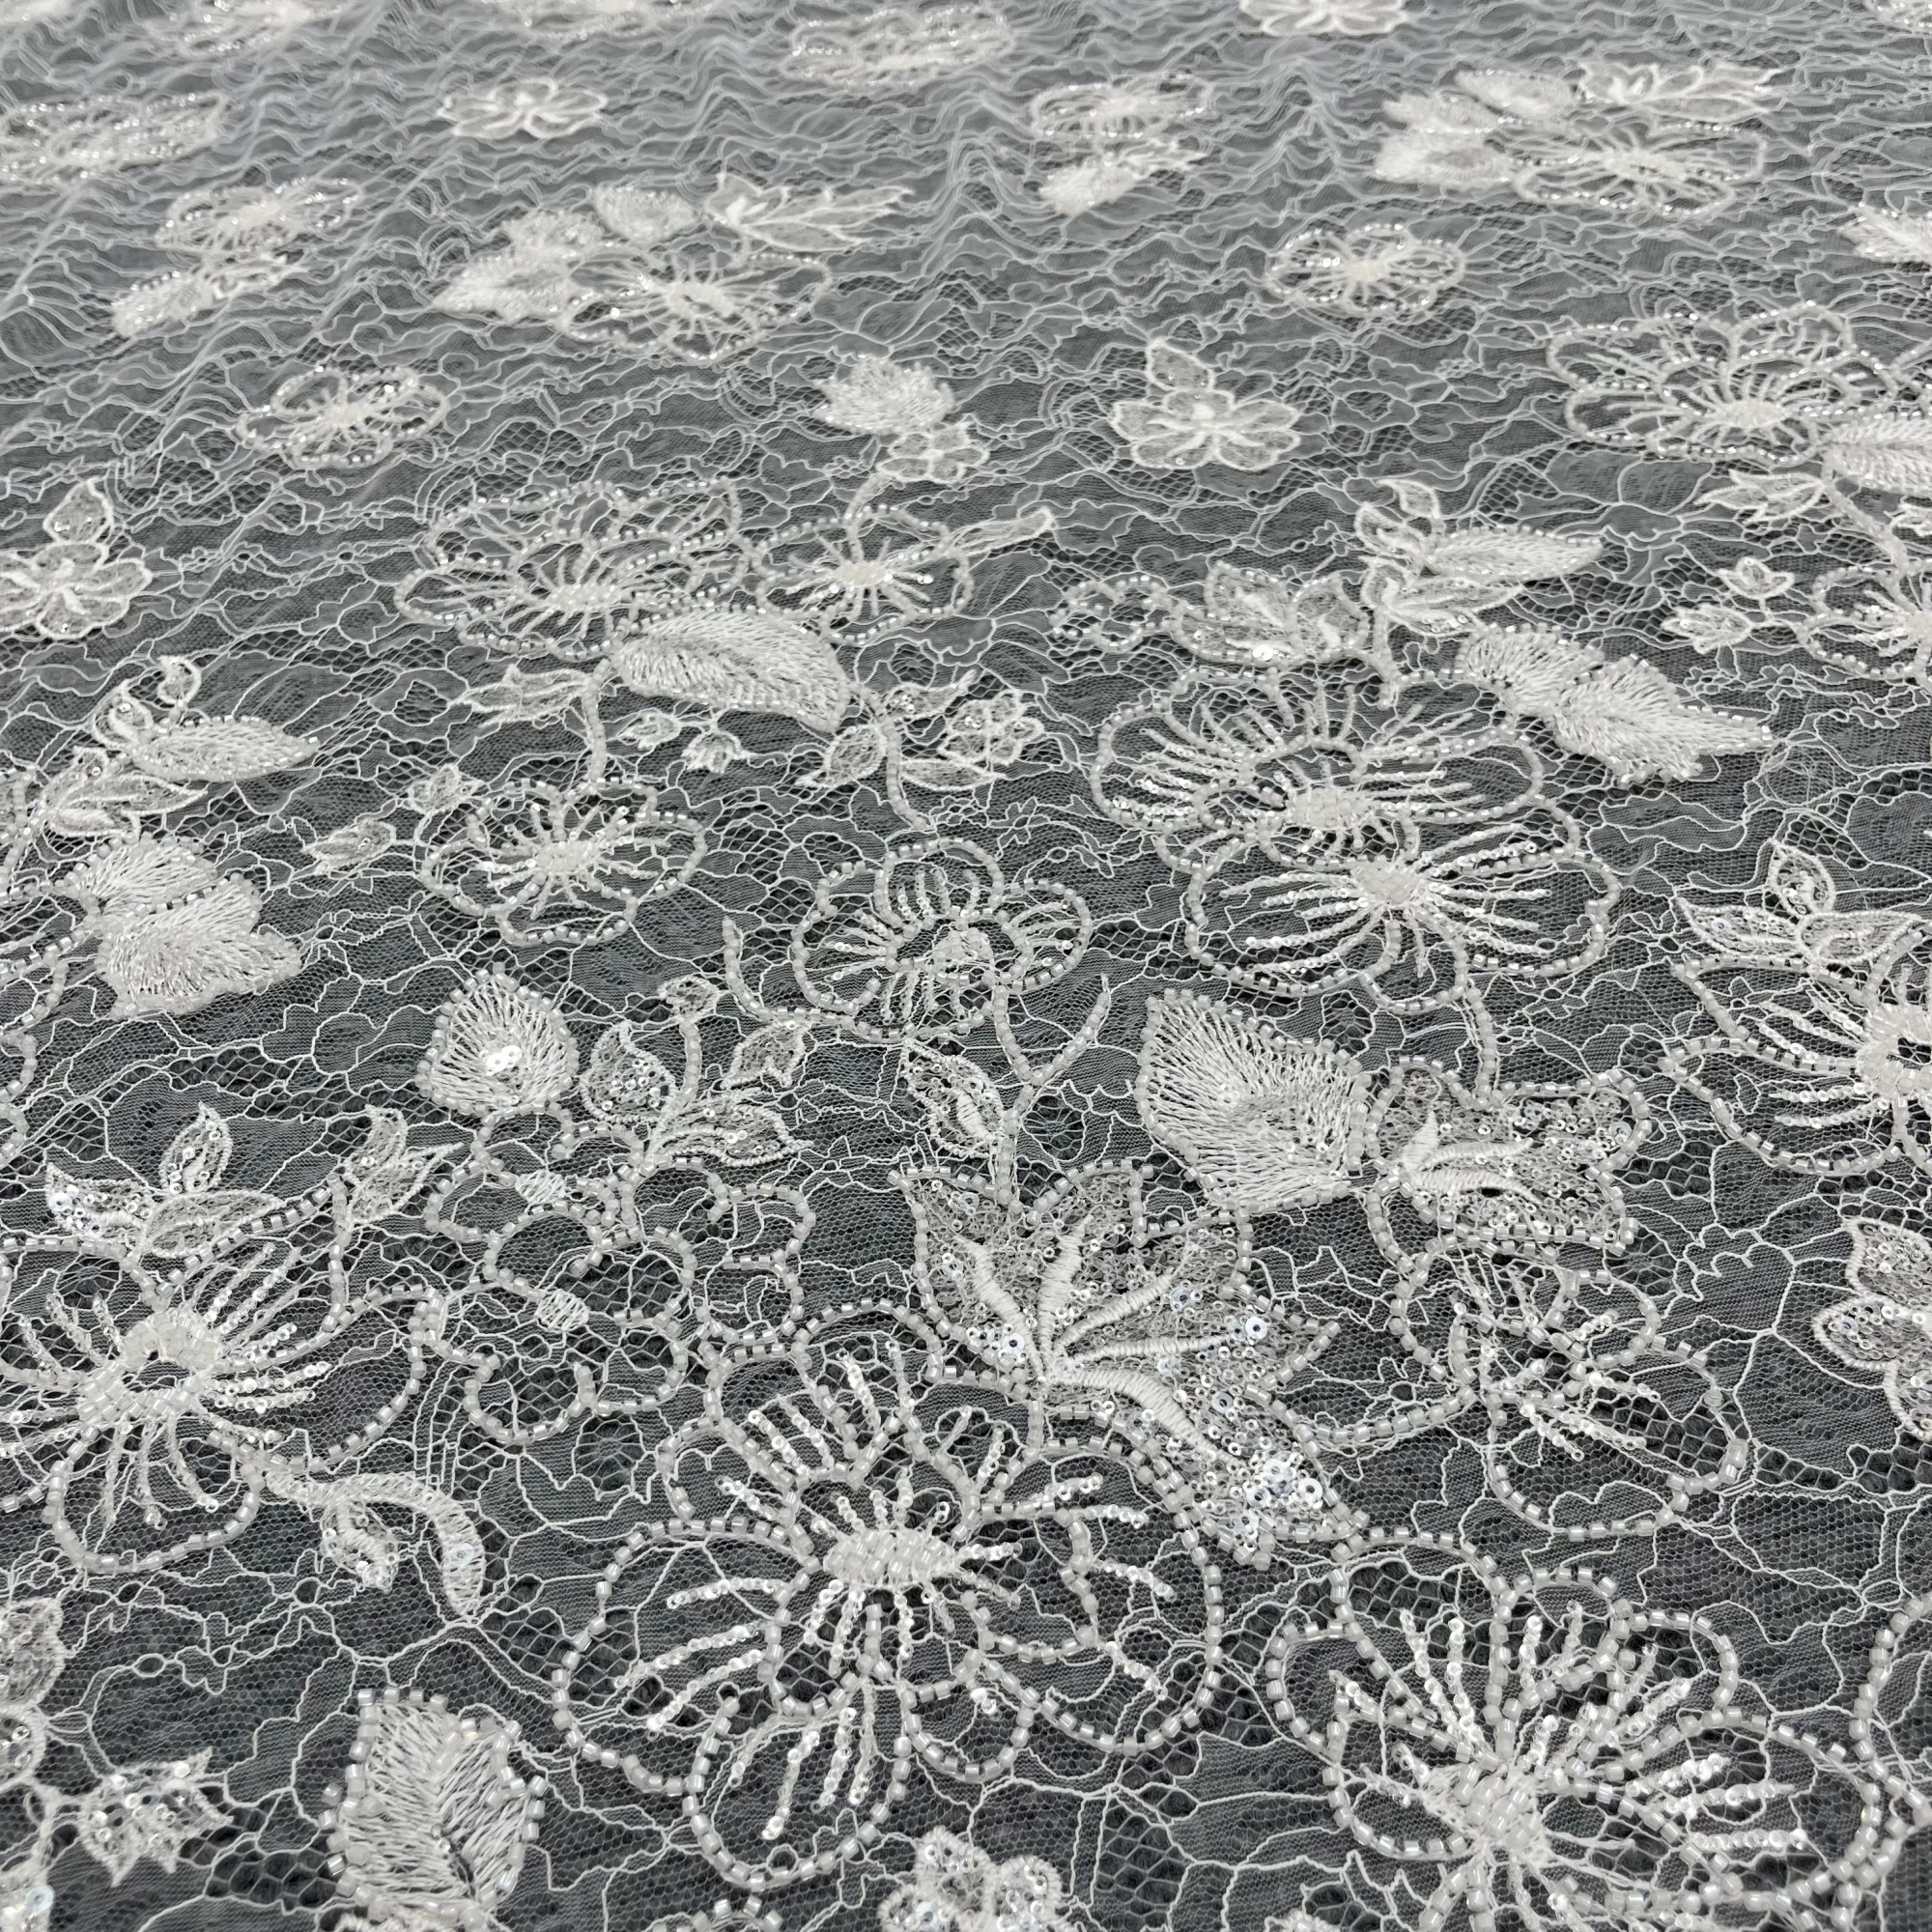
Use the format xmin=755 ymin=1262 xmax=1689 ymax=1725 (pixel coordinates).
xmin=5 ymin=2 xmax=1932 ymax=1930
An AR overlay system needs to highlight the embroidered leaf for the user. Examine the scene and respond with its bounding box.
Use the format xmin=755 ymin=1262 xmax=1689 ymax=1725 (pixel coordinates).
xmin=1674 ymin=899 xmax=1804 ymax=964
xmin=1145 ymin=340 xmax=1217 ymax=395
xmin=1845 ymin=207 xmax=1932 ymax=265
xmin=1823 ymin=414 xmax=1932 ymax=496
xmin=590 ymin=184 xmax=700 ymax=246
xmin=580 ymin=1021 xmax=675 ymax=1127
xmin=1576 ymin=60 xmax=1776 ymax=124
xmin=1137 ymin=992 xmax=1369 ymax=1212
xmin=43 ymin=1169 xmax=156 ymax=1247
xmin=125 ymin=717 xmax=317 ymax=781
xmin=1409 ymin=527 xmax=1602 ymax=582
xmin=327 ymin=1696 xmax=538 ymax=1927
xmin=0 ymin=1602 xmax=65 ymax=1708
xmin=725 ymin=1020 xmax=813 ymax=1091
xmin=42 ymin=759 xmax=199 ymax=836
xmin=610 ymin=608 xmax=852 ymax=733
xmin=159 ymin=1105 xmax=235 ymax=1195
xmin=466 ymin=667 xmax=596 ymax=726
xmin=143 ymin=1189 xmax=278 ymax=1259
xmin=704 ymin=176 xmax=905 ymax=252
xmin=344 ymin=1107 xmax=442 ymax=1227
xmin=902 ymin=1047 xmax=1005 ymax=1160
xmin=43 ymin=480 xmax=113 ymax=547
xmin=1456 ymin=627 xmax=1767 ymax=784
xmin=655 ymin=1095 xmax=798 ymax=1167
xmin=1701 ymin=472 xmax=1829 ymax=523
xmin=76 ymin=1754 xmax=226 ymax=1885
xmin=954 ymin=503 xmax=1055 ymax=556
xmin=805 ymin=721 xmax=886 ymax=790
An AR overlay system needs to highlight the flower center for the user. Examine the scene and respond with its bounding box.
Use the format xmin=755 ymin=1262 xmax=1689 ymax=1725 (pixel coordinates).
xmin=1350 ymin=858 xmax=1436 ymax=911
xmin=481 ymin=1042 xmax=526 ymax=1076
xmin=927 ymin=923 xmax=997 ymax=972
xmin=822 ymin=1521 xmax=963 ymax=1590
xmin=1708 ymin=395 xmax=1787 ymax=433
xmin=1272 ymin=783 xmax=1380 ymax=833
xmin=1859 ymin=1007 xmax=1932 ymax=1097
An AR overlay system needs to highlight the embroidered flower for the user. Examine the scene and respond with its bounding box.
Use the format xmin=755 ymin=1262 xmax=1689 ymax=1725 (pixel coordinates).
xmin=113 ymin=176 xmax=362 ymax=336
xmin=1263 ymin=222 xmax=1463 ymax=314
xmin=565 ymin=229 xmax=828 ymax=364
xmin=1815 ymin=1219 xmax=1932 ymax=1440
xmin=1109 ymin=342 xmax=1301 ymax=471
xmin=1804 ymin=562 xmax=1932 ymax=686
xmin=236 ymin=366 xmax=450 ymax=471
xmin=1188 ymin=808 xmax=1615 ymax=1011
xmin=1030 ymin=76 xmax=1211 ymax=215
xmin=786 ymin=4 xmax=1013 ymax=92
xmin=790 ymin=838 xmax=1089 ymax=1040
xmin=0 ymin=96 xmax=222 ymax=188
xmin=1282 ymin=1558 xmax=1831 ymax=1932
xmin=556 ymin=1336 xmax=1215 ymax=1886
xmin=756 ymin=506 xmax=976 ymax=626
xmin=1240 ymin=0 xmax=1406 ymax=34
xmin=0 ymin=1164 xmax=424 ymax=1571
xmin=1672 ymin=964 xmax=1932 ymax=1177
xmin=397 ymin=482 xmax=745 ymax=662
xmin=880 ymin=1831 xmax=1074 ymax=1932
xmin=1548 ymin=306 xmax=1894 ymax=468
xmin=439 ymin=78 xmax=606 ymax=140
xmin=1377 ymin=66 xmax=1772 ymax=219
xmin=0 ymin=482 xmax=151 ymax=640
xmin=418 ymin=781 xmax=705 ymax=948
xmin=1094 ymin=663 xmax=1543 ymax=869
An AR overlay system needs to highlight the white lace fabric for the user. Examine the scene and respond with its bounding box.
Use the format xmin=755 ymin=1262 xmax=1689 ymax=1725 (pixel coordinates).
xmin=4 ymin=2 xmax=1932 ymax=1930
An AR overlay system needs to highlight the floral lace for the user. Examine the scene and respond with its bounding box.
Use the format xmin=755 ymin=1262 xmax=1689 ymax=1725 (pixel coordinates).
xmin=4 ymin=1 xmax=1932 ymax=1930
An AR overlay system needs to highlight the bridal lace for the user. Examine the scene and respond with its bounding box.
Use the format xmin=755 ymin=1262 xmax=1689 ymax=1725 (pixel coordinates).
xmin=4 ymin=2 xmax=1932 ymax=1930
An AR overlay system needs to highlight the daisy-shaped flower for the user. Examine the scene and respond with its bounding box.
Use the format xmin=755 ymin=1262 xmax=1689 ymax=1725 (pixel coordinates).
xmin=1804 ymin=561 xmax=1932 ymax=687
xmin=790 ymin=838 xmax=1089 ymax=1041
xmin=396 ymin=482 xmax=746 ymax=662
xmin=1814 ymin=1219 xmax=1932 ymax=1441
xmin=418 ymin=781 xmax=705 ymax=948
xmin=1263 ymin=222 xmax=1464 ymax=315
xmin=1548 ymin=305 xmax=1896 ymax=470
xmin=786 ymin=5 xmax=1014 ymax=92
xmin=556 ymin=1339 xmax=1215 ymax=1889
xmin=1671 ymin=961 xmax=1932 ymax=1176
xmin=1109 ymin=341 xmax=1302 ymax=472
xmin=1187 ymin=809 xmax=1615 ymax=1011
xmin=440 ymin=78 xmax=606 ymax=140
xmin=236 ymin=366 xmax=450 ymax=471
xmin=565 ymin=230 xmax=827 ymax=365
xmin=1241 ymin=0 xmax=1406 ymax=34
xmin=756 ymin=507 xmax=973 ymax=628
xmin=1094 ymin=663 xmax=1542 ymax=869
xmin=1276 ymin=1555 xmax=1850 ymax=1932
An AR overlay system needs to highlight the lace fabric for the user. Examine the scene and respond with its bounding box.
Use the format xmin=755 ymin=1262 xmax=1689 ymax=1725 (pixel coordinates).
xmin=4 ymin=2 xmax=1932 ymax=1930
